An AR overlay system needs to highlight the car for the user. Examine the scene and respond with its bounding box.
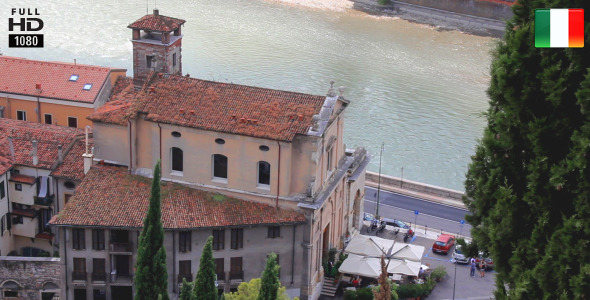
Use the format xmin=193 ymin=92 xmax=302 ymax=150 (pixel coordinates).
xmin=475 ymin=252 xmax=494 ymax=270
xmin=452 ymin=244 xmax=469 ymax=264
xmin=382 ymin=218 xmax=410 ymax=229
xmin=364 ymin=213 xmax=375 ymax=222
xmin=432 ymin=234 xmax=455 ymax=255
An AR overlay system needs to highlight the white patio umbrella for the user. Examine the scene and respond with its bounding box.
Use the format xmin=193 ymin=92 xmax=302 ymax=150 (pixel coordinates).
xmin=345 ymin=234 xmax=391 ymax=257
xmin=388 ymin=243 xmax=425 ymax=262
xmin=338 ymin=253 xmax=381 ymax=278
xmin=386 ymin=258 xmax=422 ymax=277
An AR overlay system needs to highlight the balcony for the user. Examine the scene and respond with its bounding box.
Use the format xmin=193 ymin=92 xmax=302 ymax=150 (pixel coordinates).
xmin=229 ymin=270 xmax=243 ymax=281
xmin=178 ymin=273 xmax=193 ymax=283
xmin=34 ymin=194 xmax=54 ymax=207
xmin=92 ymin=272 xmax=107 ymax=282
xmin=110 ymin=270 xmax=133 ymax=285
xmin=216 ymin=272 xmax=226 ymax=282
xmin=109 ymin=242 xmax=133 ymax=254
xmin=11 ymin=208 xmax=38 ymax=218
xmin=72 ymin=271 xmax=87 ymax=282
xmin=35 ymin=227 xmax=54 ymax=240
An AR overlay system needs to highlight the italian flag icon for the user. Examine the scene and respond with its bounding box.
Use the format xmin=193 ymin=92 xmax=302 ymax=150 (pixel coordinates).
xmin=535 ymin=9 xmax=584 ymax=48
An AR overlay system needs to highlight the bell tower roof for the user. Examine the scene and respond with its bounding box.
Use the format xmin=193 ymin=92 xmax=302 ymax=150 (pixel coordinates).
xmin=128 ymin=9 xmax=185 ymax=33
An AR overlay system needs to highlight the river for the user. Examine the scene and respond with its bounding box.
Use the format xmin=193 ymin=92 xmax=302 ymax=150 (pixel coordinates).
xmin=0 ymin=0 xmax=495 ymax=191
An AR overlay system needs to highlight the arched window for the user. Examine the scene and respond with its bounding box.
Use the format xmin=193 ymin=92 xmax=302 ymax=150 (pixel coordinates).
xmin=213 ymin=154 xmax=228 ymax=179
xmin=172 ymin=147 xmax=183 ymax=172
xmin=258 ymin=161 xmax=270 ymax=186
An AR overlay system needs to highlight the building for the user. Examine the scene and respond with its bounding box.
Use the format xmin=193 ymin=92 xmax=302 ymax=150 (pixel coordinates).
xmin=0 ymin=118 xmax=89 ymax=257
xmin=49 ymin=9 xmax=369 ymax=300
xmin=0 ymin=56 xmax=126 ymax=128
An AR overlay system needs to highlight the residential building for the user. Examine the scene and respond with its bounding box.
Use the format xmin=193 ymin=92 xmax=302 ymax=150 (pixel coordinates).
xmin=0 ymin=118 xmax=89 ymax=256
xmin=0 ymin=56 xmax=126 ymax=128
xmin=50 ymin=9 xmax=369 ymax=300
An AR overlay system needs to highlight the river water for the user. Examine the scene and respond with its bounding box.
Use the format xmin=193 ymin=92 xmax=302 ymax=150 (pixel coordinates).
xmin=0 ymin=0 xmax=495 ymax=191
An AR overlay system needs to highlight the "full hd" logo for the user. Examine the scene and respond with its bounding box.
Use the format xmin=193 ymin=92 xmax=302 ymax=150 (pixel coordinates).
xmin=8 ymin=8 xmax=44 ymax=48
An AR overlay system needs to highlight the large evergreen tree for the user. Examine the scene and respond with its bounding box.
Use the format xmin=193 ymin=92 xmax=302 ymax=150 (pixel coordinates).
xmin=258 ymin=252 xmax=280 ymax=300
xmin=134 ymin=161 xmax=169 ymax=300
xmin=180 ymin=278 xmax=194 ymax=300
xmin=194 ymin=236 xmax=217 ymax=300
xmin=464 ymin=0 xmax=590 ymax=298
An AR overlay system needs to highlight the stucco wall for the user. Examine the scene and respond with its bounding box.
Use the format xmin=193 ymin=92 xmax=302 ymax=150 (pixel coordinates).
xmin=0 ymin=256 xmax=61 ymax=300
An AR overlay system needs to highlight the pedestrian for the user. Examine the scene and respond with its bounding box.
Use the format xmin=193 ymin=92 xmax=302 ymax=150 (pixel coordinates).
xmin=470 ymin=258 xmax=476 ymax=277
xmin=479 ymin=260 xmax=486 ymax=278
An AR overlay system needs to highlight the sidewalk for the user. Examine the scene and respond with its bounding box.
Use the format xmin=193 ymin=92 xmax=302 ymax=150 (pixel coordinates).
xmin=366 ymin=180 xmax=467 ymax=210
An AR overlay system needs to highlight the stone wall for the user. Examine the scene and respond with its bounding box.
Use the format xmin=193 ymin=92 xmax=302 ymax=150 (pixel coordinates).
xmin=366 ymin=171 xmax=465 ymax=201
xmin=395 ymin=0 xmax=514 ymax=20
xmin=0 ymin=256 xmax=60 ymax=299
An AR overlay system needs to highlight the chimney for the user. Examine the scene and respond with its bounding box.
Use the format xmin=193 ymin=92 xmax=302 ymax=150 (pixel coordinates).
xmin=153 ymin=8 xmax=159 ymax=16
xmin=83 ymin=125 xmax=94 ymax=174
xmin=57 ymin=145 xmax=63 ymax=163
xmin=32 ymin=140 xmax=38 ymax=165
xmin=7 ymin=137 xmax=15 ymax=159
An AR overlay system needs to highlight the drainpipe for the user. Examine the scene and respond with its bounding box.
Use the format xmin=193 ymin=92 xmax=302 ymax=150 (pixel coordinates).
xmin=157 ymin=123 xmax=162 ymax=162
xmin=63 ymin=227 xmax=69 ymax=299
xmin=276 ymin=141 xmax=281 ymax=208
xmin=291 ymin=224 xmax=296 ymax=285
xmin=128 ymin=120 xmax=133 ymax=172
xmin=36 ymin=83 xmax=42 ymax=123
xmin=172 ymin=230 xmax=176 ymax=293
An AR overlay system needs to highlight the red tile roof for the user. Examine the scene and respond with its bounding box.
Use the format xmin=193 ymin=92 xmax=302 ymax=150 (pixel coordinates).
xmin=128 ymin=12 xmax=185 ymax=32
xmin=51 ymin=138 xmax=93 ymax=181
xmin=0 ymin=118 xmax=84 ymax=169
xmin=89 ymin=75 xmax=326 ymax=141
xmin=0 ymin=56 xmax=125 ymax=103
xmin=50 ymin=165 xmax=305 ymax=229
xmin=89 ymin=77 xmax=138 ymax=126
xmin=9 ymin=174 xmax=36 ymax=184
xmin=0 ymin=136 xmax=13 ymax=175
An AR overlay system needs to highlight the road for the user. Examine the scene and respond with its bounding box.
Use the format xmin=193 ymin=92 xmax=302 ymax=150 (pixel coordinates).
xmin=364 ymin=187 xmax=473 ymax=237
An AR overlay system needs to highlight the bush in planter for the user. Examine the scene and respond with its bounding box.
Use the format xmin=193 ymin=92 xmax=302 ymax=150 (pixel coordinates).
xmin=356 ymin=288 xmax=373 ymax=300
xmin=431 ymin=265 xmax=447 ymax=282
xmin=344 ymin=289 xmax=358 ymax=300
xmin=396 ymin=284 xmax=423 ymax=298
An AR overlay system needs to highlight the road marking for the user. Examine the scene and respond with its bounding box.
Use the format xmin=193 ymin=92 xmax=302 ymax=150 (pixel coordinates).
xmin=366 ymin=186 xmax=469 ymax=212
xmin=365 ymin=199 xmax=470 ymax=225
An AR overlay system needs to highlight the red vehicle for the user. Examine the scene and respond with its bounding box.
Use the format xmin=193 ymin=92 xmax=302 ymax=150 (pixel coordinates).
xmin=475 ymin=253 xmax=495 ymax=270
xmin=432 ymin=234 xmax=455 ymax=255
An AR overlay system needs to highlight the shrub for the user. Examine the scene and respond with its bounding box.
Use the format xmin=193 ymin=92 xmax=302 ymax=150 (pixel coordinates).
xmin=431 ymin=265 xmax=447 ymax=282
xmin=356 ymin=288 xmax=373 ymax=300
xmin=396 ymin=284 xmax=423 ymax=298
xmin=378 ymin=0 xmax=391 ymax=5
xmin=344 ymin=289 xmax=358 ymax=300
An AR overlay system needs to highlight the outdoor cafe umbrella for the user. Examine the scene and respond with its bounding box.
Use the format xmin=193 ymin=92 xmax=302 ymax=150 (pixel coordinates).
xmin=388 ymin=243 xmax=425 ymax=262
xmin=344 ymin=234 xmax=393 ymax=257
xmin=338 ymin=253 xmax=381 ymax=278
xmin=386 ymin=258 xmax=422 ymax=277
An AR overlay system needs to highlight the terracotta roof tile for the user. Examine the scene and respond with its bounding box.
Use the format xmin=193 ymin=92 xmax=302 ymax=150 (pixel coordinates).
xmin=128 ymin=12 xmax=185 ymax=32
xmin=50 ymin=165 xmax=306 ymax=229
xmin=0 ymin=56 xmax=124 ymax=103
xmin=88 ymin=77 xmax=137 ymax=126
xmin=0 ymin=118 xmax=84 ymax=169
xmin=90 ymin=75 xmax=326 ymax=141
xmin=51 ymin=138 xmax=93 ymax=181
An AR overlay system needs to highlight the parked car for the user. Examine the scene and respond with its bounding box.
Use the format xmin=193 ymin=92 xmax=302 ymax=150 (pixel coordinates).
xmin=382 ymin=218 xmax=410 ymax=229
xmin=475 ymin=252 xmax=494 ymax=270
xmin=364 ymin=213 xmax=375 ymax=222
xmin=452 ymin=244 xmax=469 ymax=264
xmin=432 ymin=234 xmax=455 ymax=255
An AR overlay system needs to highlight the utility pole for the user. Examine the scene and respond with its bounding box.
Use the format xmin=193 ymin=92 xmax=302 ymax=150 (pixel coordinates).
xmin=375 ymin=142 xmax=384 ymax=218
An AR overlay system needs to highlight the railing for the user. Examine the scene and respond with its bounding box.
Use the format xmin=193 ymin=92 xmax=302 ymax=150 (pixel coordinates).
xmin=178 ymin=273 xmax=193 ymax=283
xmin=72 ymin=271 xmax=87 ymax=281
xmin=216 ymin=272 xmax=226 ymax=282
xmin=229 ymin=270 xmax=243 ymax=281
xmin=34 ymin=194 xmax=54 ymax=206
xmin=109 ymin=242 xmax=133 ymax=253
xmin=92 ymin=272 xmax=107 ymax=282
xmin=35 ymin=226 xmax=53 ymax=239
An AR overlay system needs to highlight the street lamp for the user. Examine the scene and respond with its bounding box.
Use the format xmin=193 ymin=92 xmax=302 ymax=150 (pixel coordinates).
xmin=375 ymin=142 xmax=384 ymax=218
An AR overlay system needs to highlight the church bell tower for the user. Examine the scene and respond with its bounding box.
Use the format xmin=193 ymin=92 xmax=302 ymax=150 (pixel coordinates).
xmin=128 ymin=9 xmax=185 ymax=85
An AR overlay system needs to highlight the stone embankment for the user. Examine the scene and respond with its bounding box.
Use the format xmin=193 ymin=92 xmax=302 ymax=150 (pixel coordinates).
xmin=365 ymin=171 xmax=467 ymax=209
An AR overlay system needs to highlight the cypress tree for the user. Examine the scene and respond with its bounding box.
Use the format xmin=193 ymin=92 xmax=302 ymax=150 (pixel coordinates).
xmin=194 ymin=236 xmax=217 ymax=300
xmin=464 ymin=0 xmax=590 ymax=298
xmin=134 ymin=161 xmax=169 ymax=300
xmin=258 ymin=252 xmax=280 ymax=300
xmin=180 ymin=278 xmax=194 ymax=300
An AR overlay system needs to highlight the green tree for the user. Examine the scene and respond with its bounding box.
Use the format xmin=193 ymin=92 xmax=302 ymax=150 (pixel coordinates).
xmin=224 ymin=278 xmax=295 ymax=300
xmin=464 ymin=0 xmax=590 ymax=298
xmin=180 ymin=278 xmax=194 ymax=300
xmin=194 ymin=236 xmax=217 ymax=300
xmin=134 ymin=161 xmax=169 ymax=300
xmin=258 ymin=252 xmax=280 ymax=300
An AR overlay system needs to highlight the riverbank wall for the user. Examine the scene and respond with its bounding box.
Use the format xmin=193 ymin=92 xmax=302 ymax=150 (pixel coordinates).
xmin=350 ymin=0 xmax=513 ymax=37
xmin=365 ymin=171 xmax=467 ymax=209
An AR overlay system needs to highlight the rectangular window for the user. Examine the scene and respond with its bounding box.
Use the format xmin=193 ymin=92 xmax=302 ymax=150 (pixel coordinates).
xmin=93 ymin=258 xmax=105 ymax=276
xmin=0 ymin=181 xmax=5 ymax=199
xmin=258 ymin=161 xmax=271 ymax=185
xmin=230 ymin=228 xmax=243 ymax=250
xmin=16 ymin=110 xmax=26 ymax=121
xmin=172 ymin=147 xmax=183 ymax=172
xmin=73 ymin=258 xmax=87 ymax=282
xmin=74 ymin=289 xmax=87 ymax=300
xmin=212 ymin=229 xmax=225 ymax=250
xmin=179 ymin=231 xmax=191 ymax=253
xmin=65 ymin=193 xmax=73 ymax=204
xmin=179 ymin=260 xmax=191 ymax=277
xmin=213 ymin=154 xmax=228 ymax=179
xmin=1 ymin=215 xmax=5 ymax=237
xmin=173 ymin=53 xmax=177 ymax=67
xmin=73 ymin=228 xmax=86 ymax=250
xmin=146 ymin=55 xmax=154 ymax=69
xmin=15 ymin=183 xmax=22 ymax=191
xmin=268 ymin=226 xmax=280 ymax=238
xmin=215 ymin=258 xmax=225 ymax=280
xmin=44 ymin=114 xmax=53 ymax=124
xmin=327 ymin=147 xmax=333 ymax=172
xmin=230 ymin=257 xmax=243 ymax=280
xmin=92 ymin=229 xmax=105 ymax=250
xmin=68 ymin=117 xmax=78 ymax=128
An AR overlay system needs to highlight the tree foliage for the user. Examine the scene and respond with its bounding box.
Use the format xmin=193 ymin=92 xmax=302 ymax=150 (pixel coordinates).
xmin=258 ymin=252 xmax=280 ymax=300
xmin=224 ymin=278 xmax=295 ymax=300
xmin=464 ymin=0 xmax=590 ymax=298
xmin=194 ymin=236 xmax=217 ymax=300
xmin=134 ymin=161 xmax=169 ymax=300
xmin=180 ymin=278 xmax=194 ymax=300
